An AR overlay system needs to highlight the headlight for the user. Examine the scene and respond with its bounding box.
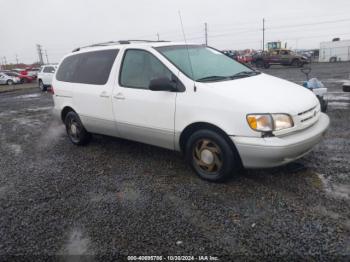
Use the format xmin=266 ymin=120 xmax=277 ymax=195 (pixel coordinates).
xmin=247 ymin=113 xmax=293 ymax=132
xmin=273 ymin=114 xmax=294 ymax=130
xmin=247 ymin=114 xmax=273 ymax=132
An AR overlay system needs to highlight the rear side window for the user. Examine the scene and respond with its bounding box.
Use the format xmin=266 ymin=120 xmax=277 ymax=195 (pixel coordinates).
xmin=56 ymin=49 xmax=118 ymax=85
xmin=43 ymin=66 xmax=55 ymax=73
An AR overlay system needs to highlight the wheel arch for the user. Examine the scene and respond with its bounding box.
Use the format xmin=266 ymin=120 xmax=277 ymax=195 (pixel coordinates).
xmin=178 ymin=122 xmax=243 ymax=166
xmin=61 ymin=106 xmax=76 ymax=122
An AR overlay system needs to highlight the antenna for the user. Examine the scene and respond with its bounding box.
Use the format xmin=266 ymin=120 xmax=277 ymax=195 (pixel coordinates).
xmin=178 ymin=11 xmax=196 ymax=92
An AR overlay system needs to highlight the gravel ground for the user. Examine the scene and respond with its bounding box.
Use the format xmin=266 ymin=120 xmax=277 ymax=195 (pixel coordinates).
xmin=0 ymin=62 xmax=349 ymax=261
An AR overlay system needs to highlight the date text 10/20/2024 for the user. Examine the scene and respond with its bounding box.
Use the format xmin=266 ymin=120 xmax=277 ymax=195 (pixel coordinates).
xmin=127 ymin=255 xmax=219 ymax=261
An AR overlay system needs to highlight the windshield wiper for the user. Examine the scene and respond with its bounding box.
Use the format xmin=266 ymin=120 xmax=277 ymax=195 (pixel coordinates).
xmin=229 ymin=71 xmax=261 ymax=79
xmin=196 ymin=75 xmax=231 ymax=82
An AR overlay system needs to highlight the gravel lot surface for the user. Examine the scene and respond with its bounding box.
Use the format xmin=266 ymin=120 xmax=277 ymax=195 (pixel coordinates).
xmin=0 ymin=62 xmax=349 ymax=261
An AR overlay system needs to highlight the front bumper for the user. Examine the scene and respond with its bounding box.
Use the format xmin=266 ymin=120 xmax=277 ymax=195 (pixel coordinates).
xmin=231 ymin=113 xmax=330 ymax=168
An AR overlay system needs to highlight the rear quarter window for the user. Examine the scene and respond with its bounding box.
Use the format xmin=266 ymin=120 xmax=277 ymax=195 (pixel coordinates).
xmin=56 ymin=49 xmax=118 ymax=85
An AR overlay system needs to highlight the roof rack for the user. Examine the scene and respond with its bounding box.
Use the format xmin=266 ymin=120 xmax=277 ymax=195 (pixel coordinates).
xmin=72 ymin=40 xmax=169 ymax=52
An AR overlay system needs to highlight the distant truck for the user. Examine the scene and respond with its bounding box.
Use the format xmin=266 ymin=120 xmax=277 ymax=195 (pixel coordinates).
xmin=252 ymin=49 xmax=308 ymax=68
xmin=319 ymin=39 xmax=350 ymax=62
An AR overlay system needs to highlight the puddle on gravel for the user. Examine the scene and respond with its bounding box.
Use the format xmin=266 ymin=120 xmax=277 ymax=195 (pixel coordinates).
xmin=117 ymin=185 xmax=140 ymax=202
xmin=26 ymin=106 xmax=53 ymax=112
xmin=300 ymin=171 xmax=350 ymax=200
xmin=0 ymin=186 xmax=9 ymax=198
xmin=327 ymin=93 xmax=350 ymax=102
xmin=13 ymin=93 xmax=41 ymax=99
xmin=328 ymin=101 xmax=349 ymax=109
xmin=89 ymin=192 xmax=116 ymax=203
xmin=8 ymin=144 xmax=22 ymax=156
xmin=13 ymin=117 xmax=43 ymax=127
xmin=314 ymin=205 xmax=341 ymax=220
xmin=0 ymin=134 xmax=22 ymax=156
xmin=317 ymin=173 xmax=350 ymax=200
xmin=61 ymin=228 xmax=93 ymax=256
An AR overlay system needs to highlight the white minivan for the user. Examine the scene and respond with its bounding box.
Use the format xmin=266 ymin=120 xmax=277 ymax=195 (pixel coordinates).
xmin=37 ymin=64 xmax=57 ymax=91
xmin=52 ymin=41 xmax=330 ymax=181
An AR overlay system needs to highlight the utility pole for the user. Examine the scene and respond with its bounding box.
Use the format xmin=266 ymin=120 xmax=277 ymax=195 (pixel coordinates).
xmin=45 ymin=50 xmax=49 ymax=64
xmin=204 ymin=22 xmax=208 ymax=46
xmin=3 ymin=56 xmax=7 ymax=69
xmin=15 ymin=54 xmax=19 ymax=65
xmin=36 ymin=44 xmax=44 ymax=65
xmin=262 ymin=18 xmax=265 ymax=51
xmin=157 ymin=33 xmax=160 ymax=41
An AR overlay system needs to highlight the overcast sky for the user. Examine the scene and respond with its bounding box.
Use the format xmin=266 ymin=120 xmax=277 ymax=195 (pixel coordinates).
xmin=1 ymin=0 xmax=350 ymax=64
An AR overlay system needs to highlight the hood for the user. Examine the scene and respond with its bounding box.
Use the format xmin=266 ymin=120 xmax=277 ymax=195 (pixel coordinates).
xmin=198 ymin=73 xmax=318 ymax=116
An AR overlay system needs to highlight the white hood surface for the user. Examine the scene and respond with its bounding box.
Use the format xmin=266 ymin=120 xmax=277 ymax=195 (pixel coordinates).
xmin=200 ymin=73 xmax=318 ymax=115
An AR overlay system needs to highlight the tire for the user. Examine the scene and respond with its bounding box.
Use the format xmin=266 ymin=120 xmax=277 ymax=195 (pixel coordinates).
xmin=64 ymin=111 xmax=91 ymax=145
xmin=263 ymin=62 xmax=270 ymax=69
xmin=255 ymin=59 xmax=264 ymax=68
xmin=343 ymin=85 xmax=350 ymax=92
xmin=329 ymin=57 xmax=337 ymax=63
xmin=185 ymin=129 xmax=240 ymax=182
xmin=7 ymin=80 xmax=14 ymax=86
xmin=291 ymin=59 xmax=301 ymax=67
xmin=38 ymin=80 xmax=46 ymax=91
xmin=22 ymin=78 xmax=28 ymax=84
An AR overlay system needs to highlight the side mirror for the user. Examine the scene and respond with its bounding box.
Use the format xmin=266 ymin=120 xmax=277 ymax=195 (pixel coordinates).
xmin=149 ymin=77 xmax=177 ymax=92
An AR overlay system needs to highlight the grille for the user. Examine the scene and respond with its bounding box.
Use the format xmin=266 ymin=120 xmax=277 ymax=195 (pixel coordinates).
xmin=297 ymin=104 xmax=320 ymax=127
xmin=298 ymin=105 xmax=317 ymax=116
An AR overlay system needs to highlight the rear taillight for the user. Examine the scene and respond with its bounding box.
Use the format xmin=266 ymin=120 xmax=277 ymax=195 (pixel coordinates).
xmin=49 ymin=86 xmax=54 ymax=94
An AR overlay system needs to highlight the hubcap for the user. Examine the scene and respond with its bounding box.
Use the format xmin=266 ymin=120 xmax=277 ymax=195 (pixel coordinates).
xmin=71 ymin=123 xmax=78 ymax=135
xmin=200 ymin=149 xmax=214 ymax=165
xmin=193 ymin=139 xmax=222 ymax=173
xmin=68 ymin=118 xmax=81 ymax=142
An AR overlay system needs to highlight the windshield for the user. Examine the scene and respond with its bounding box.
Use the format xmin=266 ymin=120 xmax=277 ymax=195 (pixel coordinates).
xmin=156 ymin=45 xmax=254 ymax=82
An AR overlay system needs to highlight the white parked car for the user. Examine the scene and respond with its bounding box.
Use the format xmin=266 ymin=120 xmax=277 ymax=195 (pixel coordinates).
xmin=52 ymin=41 xmax=330 ymax=181
xmin=0 ymin=72 xmax=21 ymax=85
xmin=37 ymin=64 xmax=57 ymax=91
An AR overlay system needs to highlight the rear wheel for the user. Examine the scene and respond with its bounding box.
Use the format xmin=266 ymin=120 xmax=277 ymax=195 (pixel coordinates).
xmin=64 ymin=111 xmax=91 ymax=145
xmin=7 ymin=80 xmax=14 ymax=85
xmin=38 ymin=80 xmax=46 ymax=91
xmin=329 ymin=57 xmax=337 ymax=63
xmin=185 ymin=129 xmax=239 ymax=182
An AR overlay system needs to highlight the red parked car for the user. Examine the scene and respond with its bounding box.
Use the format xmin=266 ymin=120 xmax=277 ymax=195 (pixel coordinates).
xmin=4 ymin=71 xmax=34 ymax=83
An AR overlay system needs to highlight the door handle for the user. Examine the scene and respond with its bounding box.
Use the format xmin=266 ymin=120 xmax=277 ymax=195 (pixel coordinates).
xmin=113 ymin=93 xmax=125 ymax=100
xmin=100 ymin=91 xmax=110 ymax=98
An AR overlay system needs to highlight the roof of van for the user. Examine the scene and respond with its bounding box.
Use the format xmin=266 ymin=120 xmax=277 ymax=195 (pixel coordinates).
xmin=71 ymin=40 xmax=201 ymax=53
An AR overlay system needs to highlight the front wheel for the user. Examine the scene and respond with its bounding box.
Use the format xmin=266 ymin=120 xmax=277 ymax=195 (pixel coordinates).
xmin=7 ymin=80 xmax=14 ymax=85
xmin=64 ymin=111 xmax=91 ymax=145
xmin=185 ymin=130 xmax=240 ymax=182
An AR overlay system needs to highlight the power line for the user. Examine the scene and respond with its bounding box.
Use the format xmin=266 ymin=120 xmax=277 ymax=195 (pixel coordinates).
xmin=268 ymin=18 xmax=350 ymax=30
